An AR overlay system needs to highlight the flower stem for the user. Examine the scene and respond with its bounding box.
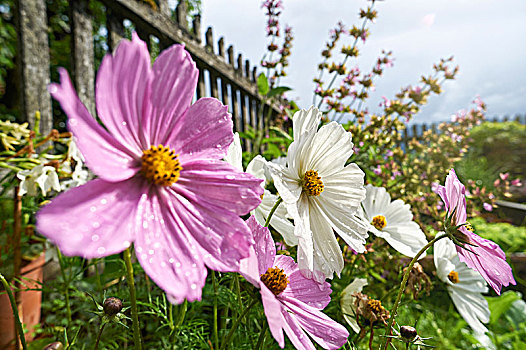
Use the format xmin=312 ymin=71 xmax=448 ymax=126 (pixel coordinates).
xmin=255 ymin=321 xmax=269 ymax=350
xmin=381 ymin=233 xmax=448 ymax=350
xmin=175 ymin=299 xmax=187 ymax=330
xmin=0 ymin=273 xmax=28 ymax=350
xmin=211 ymin=271 xmax=219 ymax=350
xmin=264 ymin=196 xmax=283 ymax=227
xmin=220 ymin=298 xmax=259 ymax=350
xmin=123 ymin=247 xmax=142 ymax=350
xmin=56 ymin=248 xmax=72 ymax=325
xmin=94 ymin=323 xmax=106 ymax=350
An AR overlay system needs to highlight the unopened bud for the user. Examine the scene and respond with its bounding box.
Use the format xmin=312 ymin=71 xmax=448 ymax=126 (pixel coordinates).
xmin=43 ymin=342 xmax=64 ymax=350
xmin=103 ymin=297 xmax=123 ymax=317
xmin=400 ymin=326 xmax=417 ymax=341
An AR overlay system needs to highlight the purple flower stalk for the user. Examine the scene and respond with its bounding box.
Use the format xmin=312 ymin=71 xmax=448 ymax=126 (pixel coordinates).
xmin=433 ymin=169 xmax=516 ymax=294
xmin=240 ymin=217 xmax=349 ymax=350
xmin=37 ymin=33 xmax=263 ymax=303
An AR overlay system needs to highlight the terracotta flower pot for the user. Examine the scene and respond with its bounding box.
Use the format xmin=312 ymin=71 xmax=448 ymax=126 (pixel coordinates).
xmin=0 ymin=253 xmax=45 ymax=349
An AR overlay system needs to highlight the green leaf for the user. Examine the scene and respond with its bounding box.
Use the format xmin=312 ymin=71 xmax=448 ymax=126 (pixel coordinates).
xmin=257 ymin=73 xmax=269 ymax=96
xmin=267 ymin=86 xmax=292 ymax=98
xmin=486 ymin=291 xmax=520 ymax=324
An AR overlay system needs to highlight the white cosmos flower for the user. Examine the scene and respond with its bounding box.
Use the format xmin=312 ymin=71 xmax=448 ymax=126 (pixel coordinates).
xmin=359 ymin=185 xmax=428 ymax=258
xmin=434 ymin=236 xmax=495 ymax=349
xmin=340 ymin=278 xmax=368 ymax=333
xmin=267 ymin=106 xmax=367 ymax=282
xmin=225 ymin=133 xmax=297 ymax=245
xmin=17 ymin=164 xmax=61 ymax=196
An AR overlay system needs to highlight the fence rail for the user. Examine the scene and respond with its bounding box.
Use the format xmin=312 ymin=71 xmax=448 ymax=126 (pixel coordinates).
xmin=14 ymin=0 xmax=277 ymax=151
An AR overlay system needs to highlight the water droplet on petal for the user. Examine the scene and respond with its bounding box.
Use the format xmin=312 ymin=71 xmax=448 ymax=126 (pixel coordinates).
xmin=92 ymin=235 xmax=99 ymax=242
xmin=225 ymin=175 xmax=235 ymax=180
xmin=97 ymin=247 xmax=106 ymax=255
xmin=191 ymin=284 xmax=197 ymax=290
xmin=122 ymin=121 xmax=127 ymax=126
xmin=90 ymin=206 xmax=96 ymax=212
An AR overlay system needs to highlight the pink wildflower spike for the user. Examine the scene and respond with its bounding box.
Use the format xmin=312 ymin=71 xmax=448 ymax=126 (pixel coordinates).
xmin=433 ymin=169 xmax=516 ymax=294
xmin=240 ymin=217 xmax=348 ymax=350
xmin=37 ymin=33 xmax=264 ymax=303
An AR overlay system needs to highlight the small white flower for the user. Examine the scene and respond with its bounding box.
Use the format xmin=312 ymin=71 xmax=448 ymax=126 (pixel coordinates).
xmin=225 ymin=133 xmax=296 ymax=245
xmin=67 ymin=138 xmax=85 ymax=163
xmin=60 ymin=138 xmax=90 ymax=190
xmin=268 ymin=106 xmax=367 ymax=282
xmin=17 ymin=164 xmax=61 ymax=196
xmin=359 ymin=185 xmax=428 ymax=258
xmin=434 ymin=236 xmax=495 ymax=349
xmin=60 ymin=160 xmax=90 ymax=191
xmin=340 ymin=278 xmax=368 ymax=333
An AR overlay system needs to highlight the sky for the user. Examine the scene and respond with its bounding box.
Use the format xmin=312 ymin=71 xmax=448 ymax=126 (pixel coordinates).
xmin=193 ymin=0 xmax=526 ymax=124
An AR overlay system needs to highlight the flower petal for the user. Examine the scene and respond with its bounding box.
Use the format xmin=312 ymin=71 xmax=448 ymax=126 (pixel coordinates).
xmin=362 ymin=185 xmax=392 ymax=219
xmin=381 ymin=222 xmax=428 ymax=258
xmin=167 ymin=98 xmax=233 ymax=160
xmin=449 ymin=288 xmax=490 ymax=334
xmin=444 ymin=169 xmax=467 ymax=223
xmin=36 ymin=178 xmax=142 ymax=258
xmin=248 ymin=216 xmax=276 ymax=274
xmin=253 ymin=191 xmax=297 ymax=246
xmin=317 ymin=202 xmax=368 ymax=255
xmin=176 ymin=159 xmax=263 ymax=216
xmin=135 ymin=190 xmax=206 ymax=304
xmin=292 ymin=106 xmax=321 ymax=140
xmin=95 ymin=32 xmax=151 ymax=151
xmin=457 ymin=230 xmax=516 ymax=294
xmin=224 ymin=132 xmax=243 ymax=171
xmin=302 ymin=200 xmax=344 ymax=281
xmin=281 ymin=296 xmax=349 ymax=350
xmin=146 ymin=43 xmax=199 ymax=146
xmin=50 ymin=68 xmax=139 ymax=182
xmin=276 ymin=255 xmax=331 ymax=309
xmin=165 ymin=183 xmax=255 ymax=273
xmin=267 ymin=161 xmax=303 ymax=205
xmin=341 ymin=278 xmax=368 ymax=333
xmin=304 ymin=122 xmax=355 ymax=177
xmin=261 ymin=284 xmax=286 ymax=348
xmin=280 ymin=309 xmax=317 ymax=350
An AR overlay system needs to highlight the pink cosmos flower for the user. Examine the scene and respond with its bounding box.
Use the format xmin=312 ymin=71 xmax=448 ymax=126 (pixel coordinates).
xmin=240 ymin=217 xmax=349 ymax=350
xmin=433 ymin=169 xmax=516 ymax=294
xmin=37 ymin=33 xmax=263 ymax=303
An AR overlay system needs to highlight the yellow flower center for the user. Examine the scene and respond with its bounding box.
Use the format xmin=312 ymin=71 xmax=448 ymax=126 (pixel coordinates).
xmin=260 ymin=266 xmax=289 ymax=296
xmin=447 ymin=270 xmax=459 ymax=284
xmin=302 ymin=170 xmax=324 ymax=196
xmin=367 ymin=299 xmax=384 ymax=313
xmin=371 ymin=215 xmax=387 ymax=230
xmin=141 ymin=145 xmax=182 ymax=186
